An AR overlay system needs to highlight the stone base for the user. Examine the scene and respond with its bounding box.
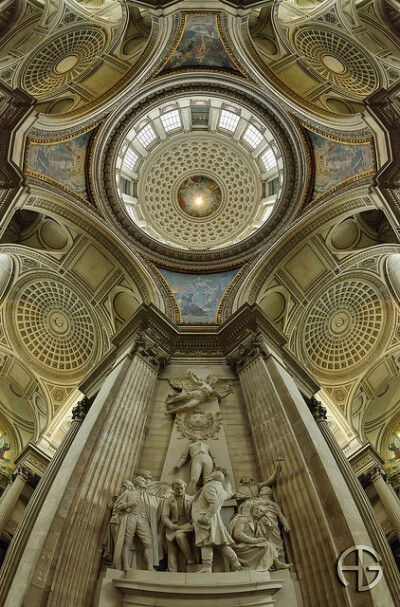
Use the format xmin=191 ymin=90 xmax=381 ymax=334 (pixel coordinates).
xmin=103 ymin=569 xmax=283 ymax=607
xmin=270 ymin=570 xmax=304 ymax=607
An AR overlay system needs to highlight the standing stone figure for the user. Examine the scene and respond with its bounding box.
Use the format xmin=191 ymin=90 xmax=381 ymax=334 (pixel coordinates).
xmin=172 ymin=435 xmax=216 ymax=494
xmin=191 ymin=470 xmax=242 ymax=573
xmin=103 ymin=480 xmax=134 ymax=565
xmin=112 ymin=480 xmax=154 ymax=571
xmin=132 ymin=475 xmax=164 ymax=568
xmin=161 ymin=479 xmax=195 ymax=572
xmin=236 ymin=462 xmax=282 ymax=501
xmin=230 ymin=504 xmax=292 ymax=571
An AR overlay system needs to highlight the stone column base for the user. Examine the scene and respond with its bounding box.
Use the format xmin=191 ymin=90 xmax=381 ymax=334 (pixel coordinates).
xmin=99 ymin=569 xmax=284 ymax=607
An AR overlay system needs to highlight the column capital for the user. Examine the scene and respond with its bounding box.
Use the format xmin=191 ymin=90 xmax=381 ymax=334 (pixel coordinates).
xmin=72 ymin=396 xmax=91 ymax=422
xmin=227 ymin=330 xmax=268 ymax=372
xmin=308 ymin=396 xmax=328 ymax=423
xmin=131 ymin=330 xmax=169 ymax=371
xmin=11 ymin=465 xmax=34 ymax=485
xmin=366 ymin=466 xmax=386 ymax=484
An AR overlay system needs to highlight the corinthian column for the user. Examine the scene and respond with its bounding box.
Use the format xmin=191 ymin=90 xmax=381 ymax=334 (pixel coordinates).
xmin=4 ymin=322 xmax=169 ymax=607
xmin=310 ymin=399 xmax=400 ymax=603
xmin=0 ymin=397 xmax=90 ymax=605
xmin=0 ymin=466 xmax=33 ymax=537
xmin=227 ymin=323 xmax=398 ymax=607
xmin=366 ymin=467 xmax=400 ymax=540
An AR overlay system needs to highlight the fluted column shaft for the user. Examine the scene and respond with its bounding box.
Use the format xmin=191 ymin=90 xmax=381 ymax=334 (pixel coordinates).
xmin=0 ymin=398 xmax=90 ymax=605
xmin=311 ymin=400 xmax=400 ymax=605
xmin=0 ymin=476 xmax=13 ymax=507
xmin=231 ymin=337 xmax=397 ymax=607
xmin=367 ymin=467 xmax=400 ymax=540
xmin=389 ymin=471 xmax=400 ymax=497
xmin=0 ymin=467 xmax=32 ymax=537
xmin=34 ymin=352 xmax=159 ymax=607
xmin=5 ymin=339 xmax=167 ymax=607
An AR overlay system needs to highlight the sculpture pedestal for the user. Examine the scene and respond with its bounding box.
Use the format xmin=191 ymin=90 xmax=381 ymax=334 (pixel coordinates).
xmin=100 ymin=569 xmax=283 ymax=607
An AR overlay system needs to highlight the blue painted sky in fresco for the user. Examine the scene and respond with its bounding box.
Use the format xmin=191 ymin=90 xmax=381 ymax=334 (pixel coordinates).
xmin=162 ymin=14 xmax=240 ymax=73
xmin=307 ymin=130 xmax=373 ymax=200
xmin=159 ymin=268 xmax=240 ymax=323
xmin=26 ymin=130 xmax=93 ymax=200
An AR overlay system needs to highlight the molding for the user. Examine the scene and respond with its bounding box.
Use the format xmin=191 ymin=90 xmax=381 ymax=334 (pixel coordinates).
xmin=348 ymin=442 xmax=386 ymax=479
xmin=13 ymin=442 xmax=51 ymax=477
xmin=80 ymin=302 xmax=319 ymax=398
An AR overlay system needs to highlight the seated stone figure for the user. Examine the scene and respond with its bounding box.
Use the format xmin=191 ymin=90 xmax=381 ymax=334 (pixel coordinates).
xmin=230 ymin=504 xmax=292 ymax=571
xmin=239 ymin=485 xmax=290 ymax=561
xmin=161 ymin=479 xmax=195 ymax=572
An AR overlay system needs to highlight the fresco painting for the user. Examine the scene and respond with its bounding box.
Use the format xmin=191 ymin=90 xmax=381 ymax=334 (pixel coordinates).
xmin=162 ymin=14 xmax=240 ymax=73
xmin=308 ymin=130 xmax=373 ymax=200
xmin=387 ymin=421 xmax=400 ymax=471
xmin=159 ymin=268 xmax=240 ymax=323
xmin=178 ymin=175 xmax=222 ymax=218
xmin=0 ymin=425 xmax=12 ymax=473
xmin=26 ymin=130 xmax=93 ymax=200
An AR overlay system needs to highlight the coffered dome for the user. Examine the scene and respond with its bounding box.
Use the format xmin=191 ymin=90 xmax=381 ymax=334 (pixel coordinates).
xmin=94 ymin=83 xmax=307 ymax=268
xmin=115 ymin=96 xmax=280 ymax=251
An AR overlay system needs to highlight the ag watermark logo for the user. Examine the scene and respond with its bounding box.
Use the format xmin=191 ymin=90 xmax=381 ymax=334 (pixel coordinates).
xmin=337 ymin=545 xmax=383 ymax=591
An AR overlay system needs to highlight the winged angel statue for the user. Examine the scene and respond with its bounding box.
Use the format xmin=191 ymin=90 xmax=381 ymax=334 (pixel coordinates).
xmin=165 ymin=370 xmax=233 ymax=415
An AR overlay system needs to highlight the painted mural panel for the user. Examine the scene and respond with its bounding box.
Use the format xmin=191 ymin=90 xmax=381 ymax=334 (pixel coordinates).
xmin=387 ymin=420 xmax=400 ymax=472
xmin=26 ymin=130 xmax=93 ymax=200
xmin=159 ymin=268 xmax=240 ymax=323
xmin=0 ymin=424 xmax=12 ymax=474
xmin=178 ymin=175 xmax=222 ymax=218
xmin=307 ymin=130 xmax=374 ymax=200
xmin=161 ymin=14 xmax=241 ymax=74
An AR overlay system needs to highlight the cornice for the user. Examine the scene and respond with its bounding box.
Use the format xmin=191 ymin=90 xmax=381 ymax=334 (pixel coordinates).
xmin=14 ymin=441 xmax=51 ymax=477
xmin=348 ymin=442 xmax=386 ymax=479
xmin=80 ymin=302 xmax=319 ymax=397
xmin=0 ymin=83 xmax=36 ymax=213
xmin=235 ymin=12 xmax=371 ymax=135
xmin=241 ymin=188 xmax=375 ymax=306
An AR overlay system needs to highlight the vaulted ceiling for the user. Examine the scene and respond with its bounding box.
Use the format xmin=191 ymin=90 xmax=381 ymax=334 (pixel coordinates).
xmin=0 ymin=0 xmax=399 ymax=476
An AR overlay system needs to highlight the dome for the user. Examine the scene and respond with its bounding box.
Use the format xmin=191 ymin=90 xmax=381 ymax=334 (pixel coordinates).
xmin=93 ymin=84 xmax=306 ymax=268
xmin=115 ymin=95 xmax=281 ymax=251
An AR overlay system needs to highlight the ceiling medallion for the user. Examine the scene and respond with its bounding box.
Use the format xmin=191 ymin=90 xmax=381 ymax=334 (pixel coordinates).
xmin=177 ymin=175 xmax=222 ymax=219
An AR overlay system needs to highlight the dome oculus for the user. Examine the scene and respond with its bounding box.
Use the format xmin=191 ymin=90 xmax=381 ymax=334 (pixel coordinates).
xmin=178 ymin=176 xmax=222 ymax=218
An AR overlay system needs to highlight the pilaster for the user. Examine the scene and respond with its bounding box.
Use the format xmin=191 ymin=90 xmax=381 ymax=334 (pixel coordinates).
xmin=0 ymin=397 xmax=90 ymax=605
xmin=366 ymin=467 xmax=400 ymax=540
xmin=310 ymin=399 xmax=400 ymax=605
xmin=4 ymin=310 xmax=170 ymax=607
xmin=224 ymin=308 xmax=398 ymax=607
